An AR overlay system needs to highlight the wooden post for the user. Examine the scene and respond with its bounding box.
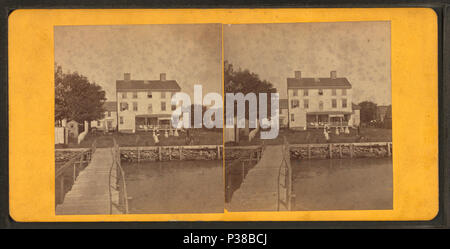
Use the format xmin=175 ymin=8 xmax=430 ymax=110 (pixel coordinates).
xmin=339 ymin=144 xmax=342 ymax=158
xmin=137 ymin=147 xmax=140 ymax=163
xmin=242 ymin=161 xmax=245 ymax=181
xmin=158 ymin=146 xmax=162 ymax=161
xmin=307 ymin=145 xmax=311 ymax=159
xmin=329 ymin=144 xmax=333 ymax=159
xmin=73 ymin=163 xmax=77 ymax=182
xmin=59 ymin=177 xmax=65 ymax=203
xmin=387 ymin=142 xmax=391 ymax=156
xmin=350 ymin=144 xmax=354 ymax=158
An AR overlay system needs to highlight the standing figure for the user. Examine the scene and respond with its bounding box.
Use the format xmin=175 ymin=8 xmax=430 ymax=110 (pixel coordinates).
xmin=324 ymin=126 xmax=330 ymax=142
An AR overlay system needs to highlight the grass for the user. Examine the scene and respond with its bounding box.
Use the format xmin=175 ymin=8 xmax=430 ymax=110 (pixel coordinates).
xmin=55 ymin=129 xmax=223 ymax=149
xmin=228 ymin=127 xmax=392 ymax=146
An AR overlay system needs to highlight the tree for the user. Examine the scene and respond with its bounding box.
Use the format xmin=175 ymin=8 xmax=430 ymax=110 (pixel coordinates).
xmin=358 ymin=101 xmax=378 ymax=124
xmin=224 ymin=61 xmax=275 ymax=120
xmin=55 ymin=64 xmax=106 ymax=129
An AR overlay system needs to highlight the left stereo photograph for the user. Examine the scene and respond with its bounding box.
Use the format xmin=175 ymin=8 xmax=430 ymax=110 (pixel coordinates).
xmin=54 ymin=24 xmax=224 ymax=215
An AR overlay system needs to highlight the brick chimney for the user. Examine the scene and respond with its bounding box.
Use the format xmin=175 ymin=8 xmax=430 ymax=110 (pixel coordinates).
xmin=294 ymin=71 xmax=301 ymax=79
xmin=124 ymin=73 xmax=131 ymax=81
xmin=330 ymin=71 xmax=337 ymax=79
xmin=160 ymin=73 xmax=166 ymax=81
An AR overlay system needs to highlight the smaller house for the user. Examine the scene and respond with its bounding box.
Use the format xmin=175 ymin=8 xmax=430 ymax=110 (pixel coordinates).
xmin=349 ymin=103 xmax=361 ymax=127
xmin=91 ymin=101 xmax=118 ymax=132
xmin=66 ymin=120 xmax=80 ymax=143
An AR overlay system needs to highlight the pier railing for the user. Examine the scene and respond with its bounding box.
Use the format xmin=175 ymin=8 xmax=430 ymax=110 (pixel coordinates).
xmin=225 ymin=146 xmax=263 ymax=203
xmin=55 ymin=139 xmax=96 ymax=206
xmin=277 ymin=137 xmax=294 ymax=211
xmin=109 ymin=137 xmax=129 ymax=214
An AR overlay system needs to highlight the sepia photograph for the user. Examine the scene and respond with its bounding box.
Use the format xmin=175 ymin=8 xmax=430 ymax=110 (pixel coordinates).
xmin=54 ymin=24 xmax=224 ymax=215
xmin=224 ymin=22 xmax=393 ymax=212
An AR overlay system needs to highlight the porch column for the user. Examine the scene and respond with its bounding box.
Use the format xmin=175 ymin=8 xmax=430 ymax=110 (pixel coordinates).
xmin=316 ymin=115 xmax=318 ymax=129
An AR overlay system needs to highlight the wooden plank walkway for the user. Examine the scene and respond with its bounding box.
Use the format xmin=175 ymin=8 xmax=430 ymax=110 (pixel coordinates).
xmin=229 ymin=145 xmax=284 ymax=212
xmin=56 ymin=148 xmax=120 ymax=215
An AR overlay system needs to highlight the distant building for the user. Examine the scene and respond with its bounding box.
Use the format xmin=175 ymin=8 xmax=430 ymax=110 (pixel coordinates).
xmin=279 ymin=99 xmax=289 ymax=128
xmin=116 ymin=73 xmax=181 ymax=133
xmin=90 ymin=101 xmax=117 ymax=132
xmin=377 ymin=105 xmax=391 ymax=122
xmin=287 ymin=70 xmax=356 ymax=130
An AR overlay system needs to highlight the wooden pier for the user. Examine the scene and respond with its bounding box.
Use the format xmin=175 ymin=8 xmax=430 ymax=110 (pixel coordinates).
xmin=56 ymin=147 xmax=123 ymax=215
xmin=228 ymin=142 xmax=293 ymax=212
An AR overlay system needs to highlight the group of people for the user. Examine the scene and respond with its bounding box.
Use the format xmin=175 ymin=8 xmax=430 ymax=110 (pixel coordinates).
xmin=152 ymin=128 xmax=180 ymax=145
xmin=323 ymin=125 xmax=350 ymax=141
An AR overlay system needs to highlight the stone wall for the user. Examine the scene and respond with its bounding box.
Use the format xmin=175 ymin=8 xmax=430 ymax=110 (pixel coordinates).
xmin=120 ymin=146 xmax=222 ymax=162
xmin=290 ymin=143 xmax=392 ymax=160
xmin=55 ymin=150 xmax=85 ymax=164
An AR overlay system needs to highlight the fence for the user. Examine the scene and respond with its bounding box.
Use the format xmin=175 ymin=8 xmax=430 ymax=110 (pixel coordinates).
xmin=225 ymin=146 xmax=262 ymax=203
xmin=109 ymin=138 xmax=129 ymax=214
xmin=55 ymin=140 xmax=96 ymax=206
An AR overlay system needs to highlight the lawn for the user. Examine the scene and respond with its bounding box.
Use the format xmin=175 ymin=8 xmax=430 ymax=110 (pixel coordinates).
xmin=228 ymin=127 xmax=392 ymax=146
xmin=55 ymin=129 xmax=223 ymax=149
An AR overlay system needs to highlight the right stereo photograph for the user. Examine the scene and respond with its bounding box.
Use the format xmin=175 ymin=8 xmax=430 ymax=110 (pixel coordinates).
xmin=223 ymin=21 xmax=393 ymax=212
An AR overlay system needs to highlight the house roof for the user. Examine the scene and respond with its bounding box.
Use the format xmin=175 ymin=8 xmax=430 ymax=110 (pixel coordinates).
xmin=116 ymin=80 xmax=181 ymax=92
xmin=103 ymin=101 xmax=117 ymax=112
xmin=279 ymin=99 xmax=289 ymax=109
xmin=287 ymin=77 xmax=352 ymax=89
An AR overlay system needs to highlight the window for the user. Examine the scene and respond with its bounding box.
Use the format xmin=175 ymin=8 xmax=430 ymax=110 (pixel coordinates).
xmin=119 ymin=117 xmax=124 ymax=124
xmin=161 ymin=101 xmax=166 ymax=111
xmin=120 ymin=102 xmax=129 ymax=111
xmin=121 ymin=92 xmax=127 ymax=99
xmin=342 ymin=99 xmax=347 ymax=108
xmin=303 ymin=89 xmax=309 ymax=96
xmin=319 ymin=101 xmax=324 ymax=110
xmin=291 ymin=114 xmax=295 ymax=122
xmin=171 ymin=104 xmax=176 ymax=111
xmin=291 ymin=99 xmax=299 ymax=108
xmin=318 ymin=89 xmax=323 ymax=95
xmin=133 ymin=102 xmax=138 ymax=111
xmin=161 ymin=92 xmax=166 ymax=98
xmin=132 ymin=92 xmax=138 ymax=99
xmin=97 ymin=121 xmax=100 ymax=126
xmin=332 ymin=99 xmax=337 ymax=108
xmin=332 ymin=89 xmax=337 ymax=96
xmin=107 ymin=111 xmax=111 ymax=117
xmin=304 ymin=99 xmax=309 ymax=109
xmin=148 ymin=104 xmax=153 ymax=113
xmin=147 ymin=91 xmax=152 ymax=98
xmin=293 ymin=89 xmax=298 ymax=97
xmin=342 ymin=89 xmax=347 ymax=96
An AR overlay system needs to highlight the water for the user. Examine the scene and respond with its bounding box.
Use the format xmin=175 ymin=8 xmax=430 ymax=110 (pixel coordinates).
xmin=292 ymin=157 xmax=393 ymax=211
xmin=122 ymin=160 xmax=223 ymax=214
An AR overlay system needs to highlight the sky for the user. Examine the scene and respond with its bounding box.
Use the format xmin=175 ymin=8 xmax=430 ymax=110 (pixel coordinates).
xmin=224 ymin=22 xmax=391 ymax=105
xmin=55 ymin=24 xmax=222 ymax=101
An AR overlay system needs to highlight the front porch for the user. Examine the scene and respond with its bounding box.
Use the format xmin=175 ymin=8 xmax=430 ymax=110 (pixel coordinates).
xmin=306 ymin=112 xmax=351 ymax=129
xmin=135 ymin=114 xmax=173 ymax=131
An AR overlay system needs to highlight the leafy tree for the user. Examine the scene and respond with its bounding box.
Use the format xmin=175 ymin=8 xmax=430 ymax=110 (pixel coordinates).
xmin=55 ymin=64 xmax=106 ymax=129
xmin=358 ymin=101 xmax=378 ymax=124
xmin=224 ymin=61 xmax=275 ymax=120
